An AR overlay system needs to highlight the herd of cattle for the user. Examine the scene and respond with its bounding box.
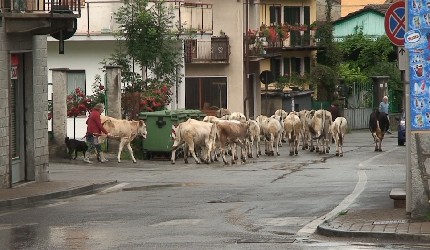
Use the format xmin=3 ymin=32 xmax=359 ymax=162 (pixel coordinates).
xmin=95 ymin=108 xmax=390 ymax=164
xmin=170 ymin=109 xmax=349 ymax=165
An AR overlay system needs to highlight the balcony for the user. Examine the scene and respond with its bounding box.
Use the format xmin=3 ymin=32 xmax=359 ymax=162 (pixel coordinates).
xmin=78 ymin=1 xmax=213 ymax=37
xmin=247 ymin=25 xmax=319 ymax=57
xmin=1 ymin=0 xmax=80 ymax=36
xmin=184 ymin=36 xmax=230 ymax=64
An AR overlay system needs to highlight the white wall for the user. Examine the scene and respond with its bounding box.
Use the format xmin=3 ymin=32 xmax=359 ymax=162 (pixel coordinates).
xmin=48 ymin=40 xmax=118 ymax=138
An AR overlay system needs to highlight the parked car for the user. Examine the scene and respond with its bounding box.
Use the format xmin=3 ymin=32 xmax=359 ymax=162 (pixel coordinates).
xmin=397 ymin=110 xmax=406 ymax=146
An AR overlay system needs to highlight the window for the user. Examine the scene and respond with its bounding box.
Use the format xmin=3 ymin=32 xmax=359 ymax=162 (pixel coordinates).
xmin=180 ymin=3 xmax=213 ymax=33
xmin=67 ymin=71 xmax=86 ymax=95
xmin=284 ymin=6 xmax=300 ymax=25
xmin=270 ymin=6 xmax=281 ymax=25
xmin=185 ymin=77 xmax=227 ymax=110
xmin=284 ymin=57 xmax=304 ymax=75
xmin=270 ymin=58 xmax=281 ymax=80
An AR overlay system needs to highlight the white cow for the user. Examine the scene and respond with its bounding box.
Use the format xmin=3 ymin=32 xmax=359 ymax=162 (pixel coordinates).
xmin=255 ymin=115 xmax=268 ymax=155
xmin=203 ymin=115 xmax=220 ymax=123
xmin=230 ymin=112 xmax=247 ymax=122
xmin=298 ymin=109 xmax=310 ymax=150
xmin=171 ymin=119 xmax=217 ymax=164
xmin=284 ymin=112 xmax=301 ymax=156
xmin=260 ymin=116 xmax=283 ymax=156
xmin=309 ymin=110 xmax=332 ymax=154
xmin=331 ymin=117 xmax=348 ymax=157
xmin=275 ymin=109 xmax=288 ymax=142
xmin=246 ymin=120 xmax=261 ymax=158
xmin=99 ymin=116 xmax=147 ymax=163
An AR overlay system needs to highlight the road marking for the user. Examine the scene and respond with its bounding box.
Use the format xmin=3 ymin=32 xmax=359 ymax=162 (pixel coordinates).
xmin=296 ymin=148 xmax=396 ymax=237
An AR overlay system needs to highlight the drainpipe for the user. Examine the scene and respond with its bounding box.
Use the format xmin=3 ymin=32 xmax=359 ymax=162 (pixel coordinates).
xmin=244 ymin=0 xmax=250 ymax=117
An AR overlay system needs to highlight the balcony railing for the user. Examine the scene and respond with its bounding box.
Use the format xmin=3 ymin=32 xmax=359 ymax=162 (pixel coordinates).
xmin=184 ymin=36 xmax=230 ymax=64
xmin=247 ymin=29 xmax=318 ymax=57
xmin=1 ymin=0 xmax=81 ymax=15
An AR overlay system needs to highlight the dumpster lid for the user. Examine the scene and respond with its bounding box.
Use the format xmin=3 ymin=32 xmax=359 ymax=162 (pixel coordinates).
xmin=139 ymin=109 xmax=206 ymax=120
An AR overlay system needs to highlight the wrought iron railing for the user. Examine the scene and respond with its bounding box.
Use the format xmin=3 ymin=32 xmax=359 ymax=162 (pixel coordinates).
xmin=247 ymin=30 xmax=318 ymax=57
xmin=184 ymin=36 xmax=229 ymax=63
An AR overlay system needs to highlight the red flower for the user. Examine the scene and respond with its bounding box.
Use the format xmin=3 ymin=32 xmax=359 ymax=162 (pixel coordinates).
xmin=99 ymin=84 xmax=105 ymax=90
xmin=161 ymin=85 xmax=168 ymax=93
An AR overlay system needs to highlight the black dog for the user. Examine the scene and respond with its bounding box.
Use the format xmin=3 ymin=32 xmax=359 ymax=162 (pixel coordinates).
xmin=65 ymin=137 xmax=88 ymax=160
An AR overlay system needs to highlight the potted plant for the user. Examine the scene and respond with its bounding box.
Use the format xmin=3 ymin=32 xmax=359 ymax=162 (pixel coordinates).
xmin=310 ymin=21 xmax=318 ymax=31
xmin=275 ymin=74 xmax=289 ymax=91
xmin=299 ymin=24 xmax=308 ymax=31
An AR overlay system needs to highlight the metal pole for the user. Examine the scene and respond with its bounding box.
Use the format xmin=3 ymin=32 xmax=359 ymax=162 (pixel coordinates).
xmin=405 ymin=2 xmax=412 ymax=214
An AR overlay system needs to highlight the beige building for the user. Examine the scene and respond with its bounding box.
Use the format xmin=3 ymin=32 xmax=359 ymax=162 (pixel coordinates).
xmin=1 ymin=1 xmax=79 ymax=187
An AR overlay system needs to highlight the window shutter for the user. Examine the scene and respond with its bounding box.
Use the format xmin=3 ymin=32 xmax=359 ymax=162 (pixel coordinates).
xmin=304 ymin=6 xmax=310 ymax=25
xmin=305 ymin=57 xmax=311 ymax=74
xmin=283 ymin=58 xmax=290 ymax=76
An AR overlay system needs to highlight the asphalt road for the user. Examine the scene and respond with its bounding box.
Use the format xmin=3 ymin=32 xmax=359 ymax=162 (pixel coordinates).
xmin=0 ymin=130 xmax=414 ymax=249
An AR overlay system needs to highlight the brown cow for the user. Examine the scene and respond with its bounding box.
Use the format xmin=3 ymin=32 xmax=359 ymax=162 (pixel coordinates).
xmin=99 ymin=116 xmax=147 ymax=163
xmin=215 ymin=120 xmax=250 ymax=164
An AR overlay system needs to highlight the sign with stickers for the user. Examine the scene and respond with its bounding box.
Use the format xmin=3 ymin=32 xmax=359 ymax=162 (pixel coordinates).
xmin=405 ymin=0 xmax=430 ymax=130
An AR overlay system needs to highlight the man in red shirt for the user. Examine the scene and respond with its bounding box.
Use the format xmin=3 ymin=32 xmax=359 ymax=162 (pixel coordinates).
xmin=84 ymin=103 xmax=110 ymax=163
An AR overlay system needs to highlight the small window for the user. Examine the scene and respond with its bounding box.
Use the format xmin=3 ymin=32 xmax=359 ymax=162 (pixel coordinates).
xmin=67 ymin=71 xmax=86 ymax=95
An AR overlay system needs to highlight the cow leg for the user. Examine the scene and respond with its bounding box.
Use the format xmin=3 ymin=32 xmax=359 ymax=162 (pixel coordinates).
xmin=241 ymin=143 xmax=247 ymax=163
xmin=117 ymin=139 xmax=126 ymax=163
xmin=255 ymin=139 xmax=260 ymax=158
xmin=294 ymin=138 xmax=299 ymax=155
xmin=171 ymin=147 xmax=177 ymax=164
xmin=187 ymin=141 xmax=200 ymax=164
xmin=126 ymin=142 xmax=137 ymax=163
xmin=183 ymin=144 xmax=189 ymax=163
xmin=339 ymin=141 xmax=343 ymax=157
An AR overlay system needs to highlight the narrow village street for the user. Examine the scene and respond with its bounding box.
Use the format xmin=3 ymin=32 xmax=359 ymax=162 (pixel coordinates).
xmin=0 ymin=130 xmax=420 ymax=249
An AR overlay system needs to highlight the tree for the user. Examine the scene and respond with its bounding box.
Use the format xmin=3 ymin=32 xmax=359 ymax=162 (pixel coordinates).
xmin=311 ymin=0 xmax=341 ymax=101
xmin=105 ymin=0 xmax=183 ymax=119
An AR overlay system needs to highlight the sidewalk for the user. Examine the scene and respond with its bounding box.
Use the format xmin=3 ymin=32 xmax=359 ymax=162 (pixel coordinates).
xmin=317 ymin=208 xmax=430 ymax=242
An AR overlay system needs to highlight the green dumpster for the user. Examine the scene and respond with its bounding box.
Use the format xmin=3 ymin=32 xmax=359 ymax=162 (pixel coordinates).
xmin=138 ymin=109 xmax=206 ymax=159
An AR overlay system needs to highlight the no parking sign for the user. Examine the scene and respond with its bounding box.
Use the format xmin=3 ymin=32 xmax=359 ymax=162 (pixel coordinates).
xmin=385 ymin=1 xmax=405 ymax=46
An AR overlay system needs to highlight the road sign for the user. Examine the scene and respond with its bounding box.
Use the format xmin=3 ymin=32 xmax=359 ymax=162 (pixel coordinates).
xmin=397 ymin=46 xmax=407 ymax=70
xmin=384 ymin=1 xmax=405 ymax=46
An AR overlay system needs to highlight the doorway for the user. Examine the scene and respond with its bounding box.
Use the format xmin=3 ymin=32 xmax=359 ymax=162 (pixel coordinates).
xmin=10 ymin=53 xmax=27 ymax=184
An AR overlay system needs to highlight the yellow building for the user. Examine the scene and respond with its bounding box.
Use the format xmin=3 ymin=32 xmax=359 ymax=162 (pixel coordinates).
xmin=341 ymin=0 xmax=387 ymax=17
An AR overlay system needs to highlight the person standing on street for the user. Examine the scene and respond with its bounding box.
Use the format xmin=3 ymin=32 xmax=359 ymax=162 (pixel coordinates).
xmin=379 ymin=96 xmax=392 ymax=134
xmin=328 ymin=102 xmax=340 ymax=122
xmin=84 ymin=103 xmax=110 ymax=163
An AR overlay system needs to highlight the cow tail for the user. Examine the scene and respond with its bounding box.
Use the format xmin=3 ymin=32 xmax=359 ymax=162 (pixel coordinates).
xmin=338 ymin=119 xmax=343 ymax=145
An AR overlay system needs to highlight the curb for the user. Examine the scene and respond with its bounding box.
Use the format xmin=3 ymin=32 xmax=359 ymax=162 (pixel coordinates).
xmin=0 ymin=180 xmax=118 ymax=208
xmin=317 ymin=223 xmax=430 ymax=242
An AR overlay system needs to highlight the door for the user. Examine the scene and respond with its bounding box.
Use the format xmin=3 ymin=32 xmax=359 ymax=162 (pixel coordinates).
xmin=11 ymin=53 xmax=26 ymax=184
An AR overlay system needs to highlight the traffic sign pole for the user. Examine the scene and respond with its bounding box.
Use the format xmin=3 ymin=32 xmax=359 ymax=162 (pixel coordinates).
xmin=404 ymin=0 xmax=411 ymax=215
